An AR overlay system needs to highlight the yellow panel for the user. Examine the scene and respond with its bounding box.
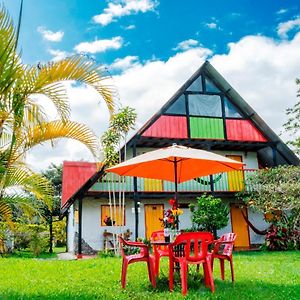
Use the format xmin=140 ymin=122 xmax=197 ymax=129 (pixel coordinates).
xmin=144 ymin=178 xmax=163 ymax=191
xmin=144 ymin=204 xmax=164 ymax=239
xmin=230 ymin=205 xmax=250 ymax=249
xmin=101 ymin=205 xmax=125 ymax=226
xmin=226 ymin=155 xmax=244 ymax=191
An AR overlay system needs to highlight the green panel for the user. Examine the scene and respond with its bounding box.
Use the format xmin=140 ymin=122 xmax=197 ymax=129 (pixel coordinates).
xmin=190 ymin=117 xmax=224 ymax=139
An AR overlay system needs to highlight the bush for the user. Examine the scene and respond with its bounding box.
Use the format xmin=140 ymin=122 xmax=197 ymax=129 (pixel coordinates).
xmin=29 ymin=231 xmax=49 ymax=256
xmin=52 ymin=220 xmax=66 ymax=247
xmin=12 ymin=223 xmax=49 ymax=256
xmin=189 ymin=194 xmax=229 ymax=238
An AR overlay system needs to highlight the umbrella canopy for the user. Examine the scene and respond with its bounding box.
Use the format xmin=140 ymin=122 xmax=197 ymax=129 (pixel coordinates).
xmin=106 ymin=144 xmax=244 ymax=184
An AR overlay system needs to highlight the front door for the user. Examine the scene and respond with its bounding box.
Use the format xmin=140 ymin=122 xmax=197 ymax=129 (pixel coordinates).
xmin=230 ymin=204 xmax=250 ymax=249
xmin=226 ymin=155 xmax=244 ymax=191
xmin=144 ymin=204 xmax=164 ymax=239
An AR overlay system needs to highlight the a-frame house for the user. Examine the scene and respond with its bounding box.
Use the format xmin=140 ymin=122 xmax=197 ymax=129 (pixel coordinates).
xmin=61 ymin=61 xmax=299 ymax=254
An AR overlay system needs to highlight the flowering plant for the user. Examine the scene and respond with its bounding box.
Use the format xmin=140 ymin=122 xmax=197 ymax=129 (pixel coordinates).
xmin=160 ymin=199 xmax=183 ymax=229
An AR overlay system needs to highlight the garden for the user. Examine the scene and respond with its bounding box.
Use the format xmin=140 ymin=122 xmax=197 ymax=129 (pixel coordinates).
xmin=0 ymin=250 xmax=299 ymax=299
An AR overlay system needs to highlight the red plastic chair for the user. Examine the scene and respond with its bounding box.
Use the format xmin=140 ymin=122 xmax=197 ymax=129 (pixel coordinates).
xmin=150 ymin=230 xmax=169 ymax=276
xmin=210 ymin=233 xmax=237 ymax=282
xmin=118 ymin=235 xmax=156 ymax=288
xmin=168 ymin=232 xmax=214 ymax=296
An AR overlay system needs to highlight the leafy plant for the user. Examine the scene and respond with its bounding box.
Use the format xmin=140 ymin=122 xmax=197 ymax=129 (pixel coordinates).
xmin=189 ymin=194 xmax=229 ymax=238
xmin=239 ymin=166 xmax=300 ymax=250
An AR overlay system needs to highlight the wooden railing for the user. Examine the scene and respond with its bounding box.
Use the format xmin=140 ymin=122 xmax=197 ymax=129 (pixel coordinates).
xmin=90 ymin=169 xmax=257 ymax=193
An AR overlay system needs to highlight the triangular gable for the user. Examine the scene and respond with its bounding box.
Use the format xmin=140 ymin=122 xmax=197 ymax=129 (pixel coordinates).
xmin=125 ymin=61 xmax=299 ymax=166
xmin=139 ymin=62 xmax=267 ymax=142
xmin=61 ymin=161 xmax=98 ymax=208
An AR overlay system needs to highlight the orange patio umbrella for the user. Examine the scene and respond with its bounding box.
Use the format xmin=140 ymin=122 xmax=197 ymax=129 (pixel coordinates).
xmin=106 ymin=144 xmax=244 ymax=203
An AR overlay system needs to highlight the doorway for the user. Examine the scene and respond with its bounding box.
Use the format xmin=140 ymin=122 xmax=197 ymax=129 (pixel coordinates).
xmin=144 ymin=204 xmax=164 ymax=239
xmin=230 ymin=204 xmax=250 ymax=249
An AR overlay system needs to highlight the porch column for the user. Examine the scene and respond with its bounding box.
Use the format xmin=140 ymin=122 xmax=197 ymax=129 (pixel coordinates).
xmin=77 ymin=197 xmax=83 ymax=259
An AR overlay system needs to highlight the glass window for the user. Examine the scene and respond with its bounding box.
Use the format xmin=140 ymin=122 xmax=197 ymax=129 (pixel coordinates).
xmin=165 ymin=95 xmax=186 ymax=114
xmin=224 ymin=97 xmax=243 ymax=118
xmin=205 ymin=77 xmax=220 ymax=93
xmin=186 ymin=76 xmax=203 ymax=92
xmin=101 ymin=205 xmax=125 ymax=226
xmin=188 ymin=94 xmax=222 ymax=117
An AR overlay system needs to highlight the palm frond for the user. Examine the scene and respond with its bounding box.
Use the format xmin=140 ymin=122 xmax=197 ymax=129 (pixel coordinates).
xmin=3 ymin=166 xmax=53 ymax=208
xmin=0 ymin=199 xmax=12 ymax=224
xmin=23 ymin=120 xmax=100 ymax=158
xmin=19 ymin=55 xmax=115 ymax=120
xmin=0 ymin=6 xmax=22 ymax=103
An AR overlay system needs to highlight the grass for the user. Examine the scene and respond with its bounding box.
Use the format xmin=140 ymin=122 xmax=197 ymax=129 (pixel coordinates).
xmin=0 ymin=251 xmax=299 ymax=299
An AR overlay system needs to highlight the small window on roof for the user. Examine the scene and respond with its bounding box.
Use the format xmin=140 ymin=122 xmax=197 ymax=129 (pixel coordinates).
xmin=205 ymin=77 xmax=220 ymax=93
xmin=224 ymin=97 xmax=243 ymax=118
xmin=186 ymin=76 xmax=203 ymax=92
xmin=165 ymin=95 xmax=186 ymax=115
xmin=188 ymin=94 xmax=222 ymax=117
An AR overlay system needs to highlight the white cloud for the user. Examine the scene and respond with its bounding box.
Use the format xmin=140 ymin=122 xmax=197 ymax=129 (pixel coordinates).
xmin=110 ymin=56 xmax=140 ymax=70
xmin=74 ymin=36 xmax=123 ymax=54
xmin=277 ymin=17 xmax=300 ymax=38
xmin=37 ymin=26 xmax=64 ymax=42
xmin=206 ymin=22 xmax=217 ymax=29
xmin=93 ymin=0 xmax=157 ymax=26
xmin=277 ymin=8 xmax=288 ymax=15
xmin=124 ymin=24 xmax=136 ymax=30
xmin=27 ymin=33 xmax=300 ymax=170
xmin=48 ymin=49 xmax=70 ymax=62
xmin=173 ymin=39 xmax=199 ymax=51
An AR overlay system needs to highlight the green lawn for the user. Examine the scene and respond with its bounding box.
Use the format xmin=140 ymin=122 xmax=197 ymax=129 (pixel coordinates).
xmin=0 ymin=251 xmax=299 ymax=299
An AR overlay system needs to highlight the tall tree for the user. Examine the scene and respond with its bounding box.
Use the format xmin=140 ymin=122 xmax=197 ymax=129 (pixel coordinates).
xmin=283 ymin=78 xmax=300 ymax=154
xmin=42 ymin=163 xmax=62 ymax=253
xmin=0 ymin=5 xmax=115 ymax=224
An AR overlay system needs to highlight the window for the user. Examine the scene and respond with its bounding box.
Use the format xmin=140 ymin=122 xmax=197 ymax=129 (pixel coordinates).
xmin=188 ymin=94 xmax=222 ymax=117
xmin=224 ymin=97 xmax=243 ymax=118
xmin=165 ymin=95 xmax=186 ymax=115
xmin=205 ymin=77 xmax=220 ymax=93
xmin=186 ymin=76 xmax=203 ymax=92
xmin=101 ymin=205 xmax=125 ymax=226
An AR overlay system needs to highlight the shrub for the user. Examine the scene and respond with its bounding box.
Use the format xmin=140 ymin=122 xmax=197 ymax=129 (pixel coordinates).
xmin=29 ymin=231 xmax=49 ymax=256
xmin=189 ymin=194 xmax=229 ymax=238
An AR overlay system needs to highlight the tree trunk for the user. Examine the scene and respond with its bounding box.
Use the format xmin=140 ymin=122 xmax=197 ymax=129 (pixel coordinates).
xmin=49 ymin=215 xmax=53 ymax=253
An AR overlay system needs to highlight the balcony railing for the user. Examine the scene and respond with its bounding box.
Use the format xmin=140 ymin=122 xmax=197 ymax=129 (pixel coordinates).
xmin=90 ymin=169 xmax=257 ymax=194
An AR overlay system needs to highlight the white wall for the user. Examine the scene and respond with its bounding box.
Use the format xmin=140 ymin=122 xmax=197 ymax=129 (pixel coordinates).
xmin=69 ymin=196 xmax=268 ymax=252
xmin=67 ymin=204 xmax=75 ymax=253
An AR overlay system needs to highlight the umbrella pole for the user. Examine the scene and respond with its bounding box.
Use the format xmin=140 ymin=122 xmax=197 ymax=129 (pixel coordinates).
xmin=174 ymin=158 xmax=179 ymax=230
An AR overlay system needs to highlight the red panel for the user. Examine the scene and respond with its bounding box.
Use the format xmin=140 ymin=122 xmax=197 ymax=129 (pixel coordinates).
xmin=142 ymin=115 xmax=188 ymax=138
xmin=226 ymin=119 xmax=267 ymax=142
xmin=61 ymin=161 xmax=97 ymax=208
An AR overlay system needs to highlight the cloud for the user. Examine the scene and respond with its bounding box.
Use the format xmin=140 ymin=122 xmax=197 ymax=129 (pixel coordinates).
xmin=48 ymin=49 xmax=70 ymax=62
xmin=206 ymin=22 xmax=217 ymax=29
xmin=277 ymin=17 xmax=300 ymax=38
xmin=124 ymin=24 xmax=136 ymax=30
xmin=37 ymin=26 xmax=64 ymax=42
xmin=110 ymin=56 xmax=140 ymax=71
xmin=28 ymin=33 xmax=300 ymax=170
xmin=277 ymin=8 xmax=288 ymax=15
xmin=74 ymin=36 xmax=123 ymax=54
xmin=173 ymin=39 xmax=199 ymax=51
xmin=93 ymin=0 xmax=158 ymax=26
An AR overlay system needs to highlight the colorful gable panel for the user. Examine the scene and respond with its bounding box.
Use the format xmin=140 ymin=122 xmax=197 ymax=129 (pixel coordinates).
xmin=226 ymin=119 xmax=267 ymax=142
xmin=190 ymin=117 xmax=225 ymax=139
xmin=142 ymin=115 xmax=188 ymax=138
xmin=165 ymin=95 xmax=186 ymax=115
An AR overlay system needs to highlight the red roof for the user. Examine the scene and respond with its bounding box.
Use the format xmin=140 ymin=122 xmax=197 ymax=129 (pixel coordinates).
xmin=61 ymin=161 xmax=97 ymax=208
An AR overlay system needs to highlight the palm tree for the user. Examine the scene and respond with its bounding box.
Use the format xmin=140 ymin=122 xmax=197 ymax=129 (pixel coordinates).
xmin=0 ymin=5 xmax=115 ymax=225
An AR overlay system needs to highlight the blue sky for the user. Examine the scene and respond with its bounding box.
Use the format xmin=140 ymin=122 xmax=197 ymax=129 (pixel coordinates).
xmin=3 ymin=0 xmax=300 ymax=169
xmin=5 ymin=0 xmax=300 ymax=65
